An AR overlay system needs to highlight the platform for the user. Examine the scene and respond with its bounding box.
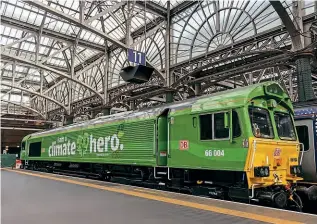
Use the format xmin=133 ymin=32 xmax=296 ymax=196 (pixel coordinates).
xmin=2 ymin=168 xmax=317 ymax=224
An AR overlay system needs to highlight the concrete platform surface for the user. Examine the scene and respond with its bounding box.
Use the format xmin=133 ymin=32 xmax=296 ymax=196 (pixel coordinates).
xmin=1 ymin=169 xmax=317 ymax=224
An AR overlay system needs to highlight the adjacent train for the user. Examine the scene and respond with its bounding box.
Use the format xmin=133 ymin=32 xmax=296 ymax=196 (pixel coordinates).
xmin=293 ymin=100 xmax=317 ymax=203
xmin=19 ymin=81 xmax=304 ymax=211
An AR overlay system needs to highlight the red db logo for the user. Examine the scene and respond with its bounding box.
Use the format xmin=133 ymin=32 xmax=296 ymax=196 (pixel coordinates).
xmin=274 ymin=148 xmax=281 ymax=157
xmin=179 ymin=140 xmax=189 ymax=150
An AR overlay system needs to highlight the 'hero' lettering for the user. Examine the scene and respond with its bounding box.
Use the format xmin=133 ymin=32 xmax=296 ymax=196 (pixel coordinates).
xmin=47 ymin=133 xmax=124 ymax=157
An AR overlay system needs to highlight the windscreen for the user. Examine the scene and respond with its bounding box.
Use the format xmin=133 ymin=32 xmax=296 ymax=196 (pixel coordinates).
xmin=274 ymin=112 xmax=296 ymax=140
xmin=249 ymin=107 xmax=274 ymax=138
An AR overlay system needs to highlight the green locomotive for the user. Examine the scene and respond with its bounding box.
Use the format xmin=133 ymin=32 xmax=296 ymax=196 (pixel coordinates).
xmin=20 ymin=81 xmax=303 ymax=210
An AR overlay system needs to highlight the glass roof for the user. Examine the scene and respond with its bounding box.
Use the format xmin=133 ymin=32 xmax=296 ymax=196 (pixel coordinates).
xmin=0 ymin=0 xmax=164 ymax=108
xmin=150 ymin=0 xmax=186 ymax=9
xmin=1 ymin=0 xmax=316 ymax=118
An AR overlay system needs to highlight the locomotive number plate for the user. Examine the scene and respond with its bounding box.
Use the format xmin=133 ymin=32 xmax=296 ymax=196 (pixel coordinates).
xmin=179 ymin=140 xmax=189 ymax=150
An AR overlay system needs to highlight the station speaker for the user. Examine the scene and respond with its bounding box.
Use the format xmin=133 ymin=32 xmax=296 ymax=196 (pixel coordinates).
xmin=119 ymin=64 xmax=154 ymax=84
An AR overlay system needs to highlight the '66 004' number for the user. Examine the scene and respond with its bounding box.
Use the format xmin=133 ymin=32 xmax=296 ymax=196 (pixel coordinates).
xmin=205 ymin=150 xmax=225 ymax=157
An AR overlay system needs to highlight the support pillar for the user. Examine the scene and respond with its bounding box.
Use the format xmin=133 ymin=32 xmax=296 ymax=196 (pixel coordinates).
xmin=294 ymin=53 xmax=315 ymax=102
xmin=102 ymin=107 xmax=111 ymax=116
xmin=125 ymin=1 xmax=133 ymax=66
xmin=249 ymin=73 xmax=253 ymax=85
xmin=103 ymin=51 xmax=110 ymax=105
xmin=166 ymin=92 xmax=173 ymax=103
xmin=292 ymin=0 xmax=305 ymax=47
xmin=68 ymin=45 xmax=75 ymax=114
xmin=194 ymin=83 xmax=201 ymax=96
xmin=64 ymin=115 xmax=73 ymax=125
xmin=165 ymin=0 xmax=172 ymax=103
xmin=91 ymin=110 xmax=97 ymax=119
xmin=130 ymin=100 xmax=135 ymax=110
xmin=289 ymin=72 xmax=294 ymax=100
xmin=194 ymin=62 xmax=202 ymax=96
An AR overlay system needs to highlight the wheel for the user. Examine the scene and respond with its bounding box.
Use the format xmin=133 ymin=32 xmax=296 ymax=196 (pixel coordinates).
xmin=273 ymin=191 xmax=288 ymax=209
xmin=98 ymin=173 xmax=105 ymax=180
xmin=105 ymin=175 xmax=111 ymax=181
xmin=140 ymin=169 xmax=149 ymax=181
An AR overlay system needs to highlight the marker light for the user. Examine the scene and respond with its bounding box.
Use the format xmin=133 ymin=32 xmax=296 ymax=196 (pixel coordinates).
xmin=254 ymin=166 xmax=270 ymax=177
xmin=290 ymin=165 xmax=302 ymax=176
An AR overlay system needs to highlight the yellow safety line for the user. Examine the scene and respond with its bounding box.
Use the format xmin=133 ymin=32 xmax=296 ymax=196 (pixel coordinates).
xmin=3 ymin=169 xmax=304 ymax=224
xmin=132 ymin=188 xmax=163 ymax=195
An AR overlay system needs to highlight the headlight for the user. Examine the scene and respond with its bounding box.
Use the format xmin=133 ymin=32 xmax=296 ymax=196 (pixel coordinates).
xmin=290 ymin=165 xmax=302 ymax=175
xmin=254 ymin=166 xmax=270 ymax=177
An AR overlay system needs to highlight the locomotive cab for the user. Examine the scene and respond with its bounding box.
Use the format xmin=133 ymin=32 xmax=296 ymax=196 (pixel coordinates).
xmin=19 ymin=135 xmax=31 ymax=169
xmin=242 ymin=83 xmax=304 ymax=209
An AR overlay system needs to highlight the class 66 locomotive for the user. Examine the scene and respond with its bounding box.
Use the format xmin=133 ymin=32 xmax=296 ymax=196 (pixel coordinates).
xmin=19 ymin=81 xmax=305 ymax=211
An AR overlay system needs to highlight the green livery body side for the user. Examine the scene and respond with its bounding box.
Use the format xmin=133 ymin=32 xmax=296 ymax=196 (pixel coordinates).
xmin=168 ymin=107 xmax=247 ymax=171
xmin=20 ymin=81 xmax=293 ymax=172
xmin=25 ymin=119 xmax=157 ymax=167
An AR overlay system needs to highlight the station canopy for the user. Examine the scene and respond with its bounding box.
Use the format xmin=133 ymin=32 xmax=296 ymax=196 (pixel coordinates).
xmin=1 ymin=0 xmax=316 ymax=118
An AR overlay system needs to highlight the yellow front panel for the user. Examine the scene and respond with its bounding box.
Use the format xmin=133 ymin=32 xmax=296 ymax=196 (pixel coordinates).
xmin=244 ymin=137 xmax=303 ymax=189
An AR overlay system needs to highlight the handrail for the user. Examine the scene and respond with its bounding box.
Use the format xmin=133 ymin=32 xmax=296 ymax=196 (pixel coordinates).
xmin=154 ymin=167 xmax=158 ymax=179
xmin=249 ymin=184 xmax=261 ymax=199
xmin=298 ymin=143 xmax=304 ymax=165
xmin=153 ymin=121 xmax=156 ymax=155
xmin=167 ymin=120 xmax=170 ymax=156
xmin=249 ymin=140 xmax=257 ymax=170
xmin=249 ymin=139 xmax=296 ymax=145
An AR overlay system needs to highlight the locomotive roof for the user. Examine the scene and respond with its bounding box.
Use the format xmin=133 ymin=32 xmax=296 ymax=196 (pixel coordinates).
xmin=26 ymin=81 xmax=285 ymax=138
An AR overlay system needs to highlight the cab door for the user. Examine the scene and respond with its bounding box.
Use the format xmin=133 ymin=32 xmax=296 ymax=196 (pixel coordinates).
xmin=156 ymin=111 xmax=168 ymax=167
xmin=295 ymin=119 xmax=317 ymax=181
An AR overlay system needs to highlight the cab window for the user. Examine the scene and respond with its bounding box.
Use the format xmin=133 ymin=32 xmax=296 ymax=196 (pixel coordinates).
xmin=249 ymin=107 xmax=274 ymax=138
xmin=29 ymin=142 xmax=42 ymax=157
xmin=214 ymin=113 xmax=229 ymax=139
xmin=274 ymin=112 xmax=296 ymax=140
xmin=200 ymin=112 xmax=234 ymax=140
xmin=232 ymin=111 xmax=241 ymax=138
xmin=200 ymin=114 xmax=213 ymax=140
